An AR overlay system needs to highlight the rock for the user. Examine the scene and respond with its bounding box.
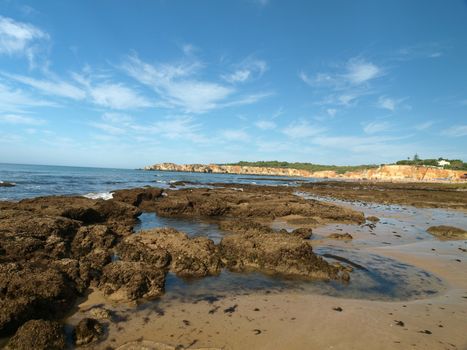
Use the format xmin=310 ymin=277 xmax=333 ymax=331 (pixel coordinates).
xmin=5 ymin=319 xmax=66 ymax=350
xmin=218 ymin=219 xmax=274 ymax=235
xmin=73 ymin=318 xmax=104 ymax=346
xmin=220 ymin=232 xmax=344 ymax=280
xmin=328 ymin=233 xmax=353 ymax=240
xmin=116 ymin=239 xmax=171 ymax=268
xmin=89 ymin=306 xmax=112 ymax=320
xmin=112 ymin=187 xmax=163 ymax=210
xmin=366 ymin=216 xmax=380 ymax=223
xmin=0 ymin=181 xmax=15 ymax=187
xmin=427 ymin=225 xmax=467 ymax=240
xmin=122 ymin=229 xmax=222 ymax=278
xmin=291 ymin=227 xmax=313 ymax=239
xmin=0 ymin=263 xmax=78 ymax=336
xmin=154 ymin=187 xmax=365 ymax=225
xmin=99 ymin=261 xmax=166 ymax=302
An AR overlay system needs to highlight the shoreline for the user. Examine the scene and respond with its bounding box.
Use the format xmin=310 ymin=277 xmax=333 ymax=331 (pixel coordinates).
xmin=144 ymin=163 xmax=467 ymax=183
xmin=0 ymin=184 xmax=466 ymax=349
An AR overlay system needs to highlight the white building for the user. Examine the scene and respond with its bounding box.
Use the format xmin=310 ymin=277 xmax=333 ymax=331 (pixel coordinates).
xmin=438 ymin=160 xmax=451 ymax=167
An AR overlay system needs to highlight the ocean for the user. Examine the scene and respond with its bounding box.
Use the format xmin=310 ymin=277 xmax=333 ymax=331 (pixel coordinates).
xmin=0 ymin=163 xmax=317 ymax=201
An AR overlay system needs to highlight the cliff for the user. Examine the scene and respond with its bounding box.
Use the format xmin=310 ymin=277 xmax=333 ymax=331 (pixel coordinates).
xmin=144 ymin=163 xmax=467 ymax=183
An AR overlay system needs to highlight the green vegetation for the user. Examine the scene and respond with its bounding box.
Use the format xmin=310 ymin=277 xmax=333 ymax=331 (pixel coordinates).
xmin=221 ymin=161 xmax=379 ymax=174
xmin=396 ymin=155 xmax=467 ymax=170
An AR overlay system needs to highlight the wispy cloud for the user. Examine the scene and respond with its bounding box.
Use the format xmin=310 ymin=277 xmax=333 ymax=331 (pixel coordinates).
xmin=415 ymin=120 xmax=434 ymax=131
xmin=442 ymin=125 xmax=467 ymax=137
xmin=0 ymin=114 xmax=45 ymax=125
xmin=121 ymin=54 xmax=269 ymax=113
xmin=0 ymin=16 xmax=49 ymax=67
xmin=0 ymin=82 xmax=55 ymax=112
xmin=377 ymin=96 xmax=396 ymax=111
xmin=363 ymin=121 xmax=391 ymax=134
xmin=4 ymin=73 xmax=86 ymax=100
xmin=283 ymin=120 xmax=325 ymax=139
xmin=87 ymin=83 xmax=153 ymax=110
xmin=255 ymin=120 xmax=276 ymax=130
xmin=221 ymin=129 xmax=250 ymax=142
xmin=222 ymin=57 xmax=268 ymax=84
xmin=345 ymin=58 xmax=381 ymax=85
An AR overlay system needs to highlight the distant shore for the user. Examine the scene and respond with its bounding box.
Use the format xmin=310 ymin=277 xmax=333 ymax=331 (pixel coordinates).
xmin=145 ymin=163 xmax=467 ymax=183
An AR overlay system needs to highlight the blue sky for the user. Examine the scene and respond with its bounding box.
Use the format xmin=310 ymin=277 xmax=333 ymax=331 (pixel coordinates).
xmin=0 ymin=0 xmax=466 ymax=168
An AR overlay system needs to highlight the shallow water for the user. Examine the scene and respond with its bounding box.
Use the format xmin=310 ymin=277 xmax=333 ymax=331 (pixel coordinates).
xmin=134 ymin=212 xmax=446 ymax=301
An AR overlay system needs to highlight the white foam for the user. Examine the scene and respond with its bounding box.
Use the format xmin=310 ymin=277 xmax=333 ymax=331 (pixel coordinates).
xmin=83 ymin=192 xmax=113 ymax=200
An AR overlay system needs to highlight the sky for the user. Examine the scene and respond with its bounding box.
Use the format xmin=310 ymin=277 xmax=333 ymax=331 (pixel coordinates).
xmin=0 ymin=0 xmax=466 ymax=168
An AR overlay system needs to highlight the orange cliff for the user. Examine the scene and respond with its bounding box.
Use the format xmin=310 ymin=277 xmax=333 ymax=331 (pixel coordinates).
xmin=144 ymin=163 xmax=467 ymax=183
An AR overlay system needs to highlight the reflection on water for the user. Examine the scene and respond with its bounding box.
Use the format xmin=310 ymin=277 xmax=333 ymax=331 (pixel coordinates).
xmin=158 ymin=247 xmax=444 ymax=303
xmin=134 ymin=212 xmax=225 ymax=244
xmin=134 ymin=212 xmax=445 ymax=301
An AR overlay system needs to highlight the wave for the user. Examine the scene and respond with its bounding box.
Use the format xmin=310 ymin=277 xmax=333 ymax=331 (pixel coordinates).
xmin=83 ymin=192 xmax=113 ymax=200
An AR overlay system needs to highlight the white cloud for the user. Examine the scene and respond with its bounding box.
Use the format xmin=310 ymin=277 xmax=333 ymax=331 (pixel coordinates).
xmin=221 ymin=129 xmax=250 ymax=142
xmin=151 ymin=116 xmax=206 ymax=142
xmin=0 ymin=83 xmax=54 ymax=112
xmin=415 ymin=120 xmax=434 ymax=130
xmin=4 ymin=73 xmax=86 ymax=100
xmin=345 ymin=59 xmax=381 ymax=85
xmin=0 ymin=16 xmax=49 ymax=66
xmin=377 ymin=96 xmax=396 ymax=111
xmin=326 ymin=108 xmax=337 ymax=117
xmin=0 ymin=114 xmax=45 ymax=125
xmin=283 ymin=120 xmax=325 ymax=139
xmin=222 ymin=58 xmax=267 ymax=84
xmin=363 ymin=121 xmax=390 ymax=134
xmin=255 ymin=120 xmax=276 ymax=130
xmin=101 ymin=112 xmax=133 ymax=124
xmin=441 ymin=125 xmax=467 ymax=138
xmin=89 ymin=122 xmax=126 ymax=135
xmin=122 ymin=55 xmax=234 ymax=113
xmin=89 ymin=83 xmax=153 ymax=110
xmin=122 ymin=54 xmax=269 ymax=113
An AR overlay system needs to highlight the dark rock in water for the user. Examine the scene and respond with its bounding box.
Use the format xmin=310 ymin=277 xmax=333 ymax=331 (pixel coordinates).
xmin=426 ymin=225 xmax=467 ymax=240
xmin=0 ymin=181 xmax=15 ymax=187
xmin=291 ymin=227 xmax=313 ymax=239
xmin=73 ymin=318 xmax=104 ymax=346
xmin=328 ymin=233 xmax=353 ymax=240
xmin=121 ymin=228 xmax=222 ymax=278
xmin=220 ymin=232 xmax=346 ymax=280
xmin=99 ymin=261 xmax=166 ymax=302
xmin=112 ymin=187 xmax=163 ymax=210
xmin=0 ymin=263 xmax=78 ymax=336
xmin=219 ymin=219 xmax=274 ymax=235
xmin=5 ymin=319 xmax=66 ymax=350
xmin=366 ymin=216 xmax=380 ymax=223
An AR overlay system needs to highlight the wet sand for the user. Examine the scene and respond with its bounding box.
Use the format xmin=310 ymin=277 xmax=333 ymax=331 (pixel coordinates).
xmin=66 ymin=195 xmax=467 ymax=350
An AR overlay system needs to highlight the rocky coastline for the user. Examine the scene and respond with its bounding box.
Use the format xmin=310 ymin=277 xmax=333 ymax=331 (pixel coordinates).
xmin=144 ymin=163 xmax=467 ymax=183
xmin=0 ymin=185 xmax=366 ymax=348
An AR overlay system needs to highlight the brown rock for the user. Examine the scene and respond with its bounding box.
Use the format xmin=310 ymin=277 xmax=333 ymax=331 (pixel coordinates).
xmin=5 ymin=319 xmax=66 ymax=350
xmin=112 ymin=187 xmax=163 ymax=210
xmin=99 ymin=261 xmax=166 ymax=302
xmin=122 ymin=229 xmax=222 ymax=278
xmin=73 ymin=318 xmax=104 ymax=346
xmin=220 ymin=232 xmax=343 ymax=280
xmin=427 ymin=225 xmax=467 ymax=240
xmin=328 ymin=233 xmax=353 ymax=240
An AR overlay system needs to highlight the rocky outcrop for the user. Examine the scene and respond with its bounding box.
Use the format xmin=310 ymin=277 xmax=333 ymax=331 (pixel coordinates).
xmin=5 ymin=319 xmax=66 ymax=350
xmin=145 ymin=163 xmax=467 ymax=183
xmin=73 ymin=318 xmax=104 ymax=346
xmin=220 ymin=232 xmax=346 ymax=280
xmin=120 ymin=228 xmax=223 ymax=278
xmin=426 ymin=226 xmax=467 ymax=240
xmin=153 ymin=187 xmax=365 ymax=225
